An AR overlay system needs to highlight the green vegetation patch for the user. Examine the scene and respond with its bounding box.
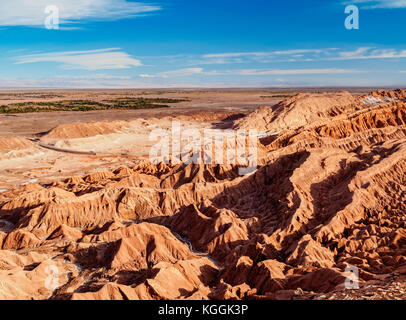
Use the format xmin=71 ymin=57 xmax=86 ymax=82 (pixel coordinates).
xmin=260 ymin=94 xmax=294 ymax=99
xmin=104 ymin=97 xmax=188 ymax=104
xmin=0 ymin=97 xmax=187 ymax=114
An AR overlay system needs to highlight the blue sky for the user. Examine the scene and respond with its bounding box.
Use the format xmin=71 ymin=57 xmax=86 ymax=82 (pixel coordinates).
xmin=0 ymin=0 xmax=405 ymax=88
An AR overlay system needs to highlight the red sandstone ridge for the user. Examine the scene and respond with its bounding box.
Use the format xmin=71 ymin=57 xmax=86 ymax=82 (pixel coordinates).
xmin=43 ymin=121 xmax=130 ymax=139
xmin=0 ymin=137 xmax=34 ymax=153
xmin=0 ymin=89 xmax=406 ymax=300
xmin=234 ymin=91 xmax=361 ymax=133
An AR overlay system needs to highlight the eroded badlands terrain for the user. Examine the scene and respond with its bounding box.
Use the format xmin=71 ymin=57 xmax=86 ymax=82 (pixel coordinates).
xmin=0 ymin=89 xmax=406 ymax=300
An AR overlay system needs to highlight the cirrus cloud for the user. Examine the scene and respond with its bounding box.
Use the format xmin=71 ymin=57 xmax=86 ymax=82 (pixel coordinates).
xmin=14 ymin=48 xmax=142 ymax=70
xmin=0 ymin=0 xmax=161 ymax=27
xmin=139 ymin=67 xmax=361 ymax=78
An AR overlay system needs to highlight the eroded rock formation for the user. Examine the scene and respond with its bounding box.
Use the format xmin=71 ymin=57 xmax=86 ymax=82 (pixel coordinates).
xmin=0 ymin=89 xmax=406 ymax=300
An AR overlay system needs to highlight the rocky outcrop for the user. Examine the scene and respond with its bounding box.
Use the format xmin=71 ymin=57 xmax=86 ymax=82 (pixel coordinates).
xmin=0 ymin=89 xmax=406 ymax=300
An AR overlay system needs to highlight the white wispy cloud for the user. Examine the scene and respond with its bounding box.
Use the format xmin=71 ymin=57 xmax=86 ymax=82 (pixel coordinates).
xmin=202 ymin=49 xmax=328 ymax=59
xmin=197 ymin=49 xmax=338 ymax=64
xmin=271 ymin=49 xmax=328 ymax=55
xmin=208 ymin=68 xmax=361 ymax=76
xmin=0 ymin=0 xmax=161 ymax=27
xmin=333 ymin=47 xmax=406 ymax=60
xmin=202 ymin=52 xmax=270 ymax=59
xmin=52 ymin=74 xmax=132 ymax=80
xmin=343 ymin=0 xmax=406 ymax=9
xmin=14 ymin=48 xmax=142 ymax=70
xmin=140 ymin=68 xmax=203 ymax=78
xmin=196 ymin=47 xmax=406 ymax=65
xmin=139 ymin=67 xmax=360 ymax=78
